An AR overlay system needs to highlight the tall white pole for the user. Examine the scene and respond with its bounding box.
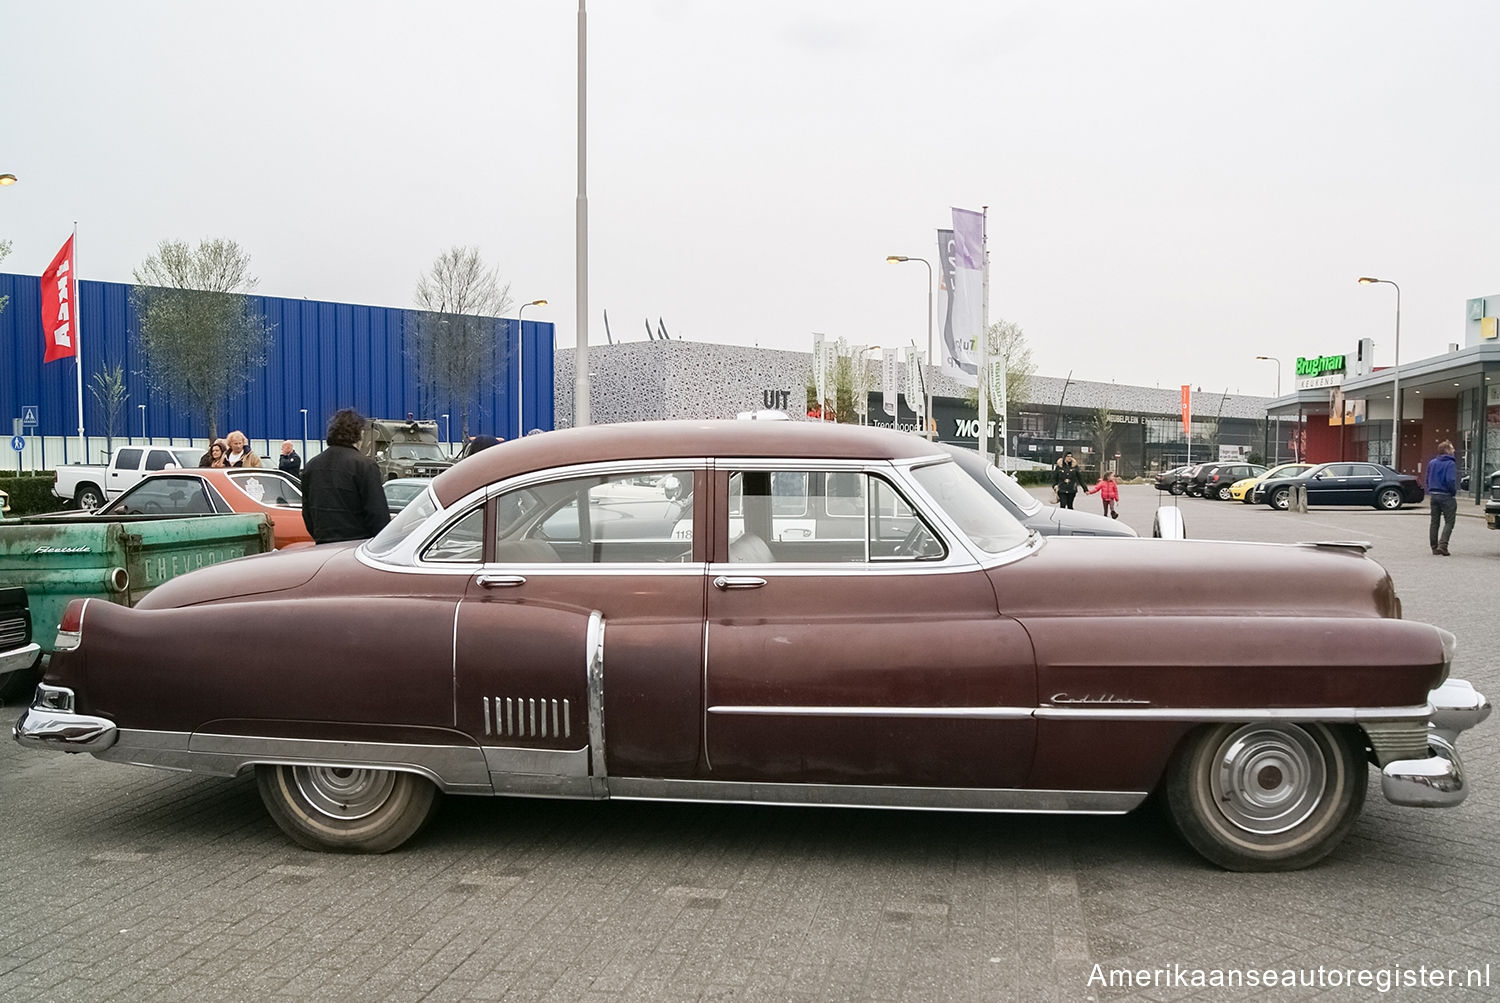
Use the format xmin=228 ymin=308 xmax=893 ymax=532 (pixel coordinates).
xmin=977 ymin=207 xmax=990 ymax=459
xmin=574 ymin=0 xmax=590 ymax=427
xmin=73 ymin=222 xmax=86 ymax=460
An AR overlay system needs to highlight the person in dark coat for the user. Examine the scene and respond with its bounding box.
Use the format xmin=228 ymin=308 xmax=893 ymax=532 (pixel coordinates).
xmin=277 ymin=440 xmax=302 ymax=479
xmin=1053 ymin=451 xmax=1085 ymax=510
xmin=300 ymin=409 xmax=391 ymax=544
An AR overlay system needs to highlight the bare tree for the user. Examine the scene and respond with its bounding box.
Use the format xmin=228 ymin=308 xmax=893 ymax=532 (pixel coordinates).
xmin=132 ymin=239 xmax=273 ymax=440
xmin=89 ymin=362 xmax=130 ymax=456
xmin=1086 ymin=407 xmax=1115 ymax=470
xmin=410 ymin=246 xmax=513 ymax=437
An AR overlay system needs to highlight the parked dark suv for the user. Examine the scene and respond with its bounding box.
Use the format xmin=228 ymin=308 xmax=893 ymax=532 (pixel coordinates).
xmin=1485 ymin=471 xmax=1500 ymax=530
xmin=1195 ymin=462 xmax=1267 ymax=501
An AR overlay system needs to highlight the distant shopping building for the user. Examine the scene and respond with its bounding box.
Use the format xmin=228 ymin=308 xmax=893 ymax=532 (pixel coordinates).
xmin=552 ymin=340 xmax=1271 ymax=477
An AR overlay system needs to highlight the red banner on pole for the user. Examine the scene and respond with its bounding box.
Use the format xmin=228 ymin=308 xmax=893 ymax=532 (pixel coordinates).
xmin=1180 ymin=384 xmax=1191 ymax=437
xmin=41 ymin=235 xmax=77 ymax=363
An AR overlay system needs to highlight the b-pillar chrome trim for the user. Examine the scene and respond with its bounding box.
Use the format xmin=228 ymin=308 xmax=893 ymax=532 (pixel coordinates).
xmin=586 ymin=610 xmax=608 ymax=796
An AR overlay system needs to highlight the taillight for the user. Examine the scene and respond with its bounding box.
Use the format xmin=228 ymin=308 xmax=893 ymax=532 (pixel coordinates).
xmin=55 ymin=598 xmax=87 ymax=651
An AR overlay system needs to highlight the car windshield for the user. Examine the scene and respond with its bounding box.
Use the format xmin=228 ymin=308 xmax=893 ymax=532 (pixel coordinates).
xmin=384 ymin=481 xmax=430 ymax=509
xmin=227 ymin=470 xmax=302 ymax=506
xmin=366 ymin=490 xmax=438 ymax=558
xmin=909 ymin=460 xmax=1032 ymax=555
xmin=390 ymin=443 xmax=447 ymax=461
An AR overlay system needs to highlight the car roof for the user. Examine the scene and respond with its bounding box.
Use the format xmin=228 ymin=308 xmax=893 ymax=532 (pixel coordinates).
xmin=432 ymin=420 xmax=947 ymax=507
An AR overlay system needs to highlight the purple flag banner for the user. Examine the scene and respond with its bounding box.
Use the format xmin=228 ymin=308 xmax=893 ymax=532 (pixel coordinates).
xmin=944 ymin=208 xmax=984 ymax=387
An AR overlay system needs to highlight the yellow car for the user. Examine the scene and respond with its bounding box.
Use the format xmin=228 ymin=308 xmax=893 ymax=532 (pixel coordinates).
xmin=1234 ymin=462 xmax=1312 ymax=503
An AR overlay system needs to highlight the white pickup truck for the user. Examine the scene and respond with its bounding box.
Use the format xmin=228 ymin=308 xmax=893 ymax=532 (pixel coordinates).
xmin=53 ymin=445 xmax=202 ymax=509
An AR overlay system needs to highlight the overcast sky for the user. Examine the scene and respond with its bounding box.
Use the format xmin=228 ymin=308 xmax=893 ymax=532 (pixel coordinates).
xmin=5 ymin=1 xmax=1498 ymax=397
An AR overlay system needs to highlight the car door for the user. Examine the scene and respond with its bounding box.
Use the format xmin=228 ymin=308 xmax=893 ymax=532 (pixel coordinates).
xmin=703 ymin=461 xmax=1037 ymax=790
xmin=450 ymin=465 xmax=710 ymax=791
xmin=106 ymin=447 xmax=143 ymax=497
xmin=1346 ymin=463 xmax=1383 ymax=504
xmin=1306 ymin=464 xmax=1347 ymax=504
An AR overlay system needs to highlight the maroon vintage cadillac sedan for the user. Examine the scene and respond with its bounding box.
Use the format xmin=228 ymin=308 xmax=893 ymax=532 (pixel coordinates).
xmin=14 ymin=421 xmax=1491 ymax=870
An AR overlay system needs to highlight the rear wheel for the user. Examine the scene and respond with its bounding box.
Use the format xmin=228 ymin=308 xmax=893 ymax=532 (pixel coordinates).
xmin=74 ymin=483 xmax=104 ymax=510
xmin=255 ymin=764 xmax=439 ymax=853
xmin=1216 ymin=485 xmax=1233 ymax=501
xmin=1376 ymin=487 xmax=1403 ymax=510
xmin=1269 ymin=486 xmax=1290 ymax=510
xmin=1169 ymin=482 xmax=1185 ymax=496
xmin=1165 ymin=722 xmax=1365 ymax=871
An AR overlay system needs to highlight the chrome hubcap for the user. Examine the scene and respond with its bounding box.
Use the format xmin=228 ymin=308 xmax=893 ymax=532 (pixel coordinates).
xmin=1210 ymin=725 xmax=1325 ymax=835
xmin=292 ymin=766 xmax=396 ymax=820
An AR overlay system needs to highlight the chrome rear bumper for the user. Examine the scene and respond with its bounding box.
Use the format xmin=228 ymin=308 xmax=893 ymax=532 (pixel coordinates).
xmin=1381 ymin=679 xmax=1490 ymax=808
xmin=11 ymin=684 xmax=118 ymax=753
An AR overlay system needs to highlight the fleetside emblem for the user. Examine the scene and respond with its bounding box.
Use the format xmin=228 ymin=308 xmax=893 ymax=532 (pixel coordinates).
xmin=1049 ymin=693 xmax=1150 ymax=706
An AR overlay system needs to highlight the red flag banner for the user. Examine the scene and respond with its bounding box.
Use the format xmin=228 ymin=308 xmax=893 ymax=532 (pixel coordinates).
xmin=1180 ymin=384 xmax=1191 ymax=437
xmin=41 ymin=235 xmax=78 ymax=363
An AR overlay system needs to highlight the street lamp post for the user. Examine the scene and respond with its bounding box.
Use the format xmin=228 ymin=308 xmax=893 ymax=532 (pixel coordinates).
xmin=517 ymin=299 xmax=548 ymax=437
xmin=299 ymin=408 xmax=308 ymax=463
xmin=1255 ymin=356 xmax=1282 ymax=465
xmin=1358 ymin=277 xmax=1401 ymax=470
xmin=138 ymin=405 xmax=146 ymax=445
xmin=885 ymin=256 xmax=933 ymax=438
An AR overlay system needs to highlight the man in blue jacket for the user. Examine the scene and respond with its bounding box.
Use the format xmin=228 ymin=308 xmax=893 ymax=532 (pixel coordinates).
xmin=1426 ymin=440 xmax=1458 ymax=556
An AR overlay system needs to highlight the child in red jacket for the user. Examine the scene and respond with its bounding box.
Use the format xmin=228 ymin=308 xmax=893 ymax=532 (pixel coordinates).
xmin=1087 ymin=470 xmax=1120 ymax=519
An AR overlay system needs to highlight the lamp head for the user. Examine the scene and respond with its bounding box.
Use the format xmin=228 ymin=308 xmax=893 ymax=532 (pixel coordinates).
xmin=885 ymin=255 xmax=908 ymax=263
xmin=1358 ymin=277 xmax=1379 ymax=285
xmin=0 ymin=174 xmax=17 ymax=186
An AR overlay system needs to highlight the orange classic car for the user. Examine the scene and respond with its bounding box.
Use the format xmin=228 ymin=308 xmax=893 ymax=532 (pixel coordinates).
xmin=96 ymin=467 xmax=311 ymax=548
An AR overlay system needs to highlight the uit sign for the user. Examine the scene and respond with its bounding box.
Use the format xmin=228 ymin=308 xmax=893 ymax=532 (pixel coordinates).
xmin=1295 ymin=353 xmax=1346 ymax=390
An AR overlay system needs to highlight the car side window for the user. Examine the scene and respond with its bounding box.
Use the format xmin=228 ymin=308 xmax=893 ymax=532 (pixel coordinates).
xmin=423 ymin=508 xmax=485 ymax=564
xmin=145 ymin=449 xmax=179 ymax=471
xmin=498 ymin=471 xmax=695 ymax=564
xmin=728 ymin=469 xmax=944 ymax=563
xmin=114 ymin=448 xmax=142 ymax=469
xmin=111 ymin=476 xmax=215 ymax=515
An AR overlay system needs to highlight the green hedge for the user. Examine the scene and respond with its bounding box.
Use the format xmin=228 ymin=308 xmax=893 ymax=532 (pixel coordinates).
xmin=0 ymin=472 xmax=67 ymax=517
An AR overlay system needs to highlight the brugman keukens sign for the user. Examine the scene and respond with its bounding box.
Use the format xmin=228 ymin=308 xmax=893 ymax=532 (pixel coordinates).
xmin=1295 ymin=354 xmax=1346 ymax=390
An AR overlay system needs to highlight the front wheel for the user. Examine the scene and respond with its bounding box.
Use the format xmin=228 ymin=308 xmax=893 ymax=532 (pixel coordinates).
xmin=255 ymin=764 xmax=440 ymax=853
xmin=1376 ymin=487 xmax=1403 ymax=510
xmin=1164 ymin=722 xmax=1366 ymax=871
xmin=1269 ymin=486 xmax=1290 ymax=510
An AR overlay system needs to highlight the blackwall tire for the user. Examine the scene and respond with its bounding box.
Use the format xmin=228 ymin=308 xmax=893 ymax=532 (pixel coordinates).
xmin=74 ymin=484 xmax=104 ymax=510
xmin=1216 ymin=485 xmax=1233 ymax=501
xmin=1164 ymin=722 xmax=1365 ymax=872
xmin=1376 ymin=487 xmax=1403 ymax=510
xmin=1270 ymin=487 xmax=1290 ymax=510
xmin=255 ymin=764 xmax=439 ymax=853
xmin=1169 ymin=483 xmax=1184 ymax=496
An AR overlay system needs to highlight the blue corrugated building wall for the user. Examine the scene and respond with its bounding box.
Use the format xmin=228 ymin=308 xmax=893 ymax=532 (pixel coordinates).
xmin=0 ymin=273 xmax=553 ymax=465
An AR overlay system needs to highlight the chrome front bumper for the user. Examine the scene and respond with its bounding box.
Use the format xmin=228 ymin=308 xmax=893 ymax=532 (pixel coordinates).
xmin=1381 ymin=679 xmax=1491 ymax=808
xmin=12 ymin=684 xmax=118 ymax=753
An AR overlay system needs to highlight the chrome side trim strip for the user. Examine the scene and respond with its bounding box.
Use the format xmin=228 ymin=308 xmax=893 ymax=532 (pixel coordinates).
xmin=586 ymin=610 xmax=608 ymax=795
xmin=91 ymin=730 xmax=494 ymax=794
xmin=607 ymin=778 xmax=1146 ymax=814
xmin=1034 ymin=703 xmax=1433 ymax=723
xmin=482 ymin=745 xmax=590 ymax=777
xmin=708 ymin=705 xmax=1034 ymax=720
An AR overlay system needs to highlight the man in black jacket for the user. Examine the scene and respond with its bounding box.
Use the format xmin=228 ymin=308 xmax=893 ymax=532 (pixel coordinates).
xmin=301 ymin=409 xmax=391 ymax=544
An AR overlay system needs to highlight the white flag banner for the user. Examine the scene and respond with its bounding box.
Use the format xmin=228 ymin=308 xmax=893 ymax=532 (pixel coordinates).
xmin=945 ymin=210 xmax=985 ymax=387
xmin=903 ymin=346 xmax=925 ymax=419
xmin=851 ymin=345 xmax=869 ymax=418
xmin=812 ymin=332 xmax=827 ymax=415
xmin=989 ymin=359 xmax=1007 ymax=440
xmin=881 ymin=351 xmax=898 ymax=417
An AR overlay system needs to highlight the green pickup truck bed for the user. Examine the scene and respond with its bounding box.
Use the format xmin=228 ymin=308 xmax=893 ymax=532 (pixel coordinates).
xmin=0 ymin=512 xmax=274 ymax=659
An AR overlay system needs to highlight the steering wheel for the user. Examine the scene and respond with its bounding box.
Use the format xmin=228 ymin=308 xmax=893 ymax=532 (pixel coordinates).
xmin=896 ymin=523 xmax=936 ymax=558
xmin=144 ymin=501 xmax=165 ymax=514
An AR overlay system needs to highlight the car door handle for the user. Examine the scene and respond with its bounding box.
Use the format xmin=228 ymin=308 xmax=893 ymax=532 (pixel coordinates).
xmin=714 ymin=576 xmax=767 ymax=590
xmin=476 ymin=574 xmax=527 ymax=589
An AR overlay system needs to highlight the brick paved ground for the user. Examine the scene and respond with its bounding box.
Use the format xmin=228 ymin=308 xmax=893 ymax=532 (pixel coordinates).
xmin=2 ymin=486 xmax=1496 ymax=1001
